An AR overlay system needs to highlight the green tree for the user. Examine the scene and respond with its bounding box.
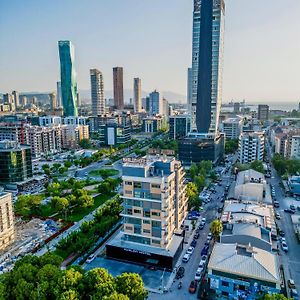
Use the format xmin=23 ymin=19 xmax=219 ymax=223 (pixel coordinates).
xmin=78 ymin=194 xmax=94 ymax=208
xmin=115 ymin=273 xmax=147 ymax=300
xmin=194 ymin=175 xmax=206 ymax=191
xmin=79 ymin=139 xmax=92 ymax=149
xmin=210 ymin=219 xmax=223 ymax=240
xmin=47 ymin=182 xmax=61 ymax=196
xmin=259 ymin=294 xmax=290 ymax=300
xmin=225 ymin=139 xmax=239 ymax=154
xmin=64 ymin=160 xmax=72 ymax=168
xmin=190 ymin=164 xmax=197 ymax=180
xmin=250 ymin=160 xmax=264 ymax=173
xmin=103 ymin=292 xmax=129 ymax=300
xmin=55 ymin=197 xmax=69 ymax=212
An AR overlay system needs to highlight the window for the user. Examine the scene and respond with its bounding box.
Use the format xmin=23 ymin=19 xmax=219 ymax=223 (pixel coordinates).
xmin=151 ymin=211 xmax=160 ymax=217
xmin=143 ymin=220 xmax=150 ymax=224
xmin=125 ymin=226 xmax=132 ymax=231
xmin=134 ymin=182 xmax=142 ymax=188
xmin=125 ymin=181 xmax=132 ymax=185
xmin=134 ymin=209 xmax=141 ymax=214
xmin=152 ymin=239 xmax=160 ymax=244
xmin=143 ymin=229 xmax=150 ymax=234
xmin=151 ymin=184 xmax=160 ymax=189
xmin=133 ymin=200 xmax=141 ymax=207
xmin=222 ymin=281 xmax=229 ymax=287
xmin=126 ymin=208 xmax=132 ymax=215
xmin=144 ymin=209 xmax=150 ymax=218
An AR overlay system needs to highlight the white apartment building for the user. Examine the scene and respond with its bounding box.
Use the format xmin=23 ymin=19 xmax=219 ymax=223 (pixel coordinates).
xmin=238 ymin=132 xmax=264 ymax=164
xmin=291 ymin=136 xmax=300 ymax=159
xmin=0 ymin=192 xmax=15 ymax=251
xmin=61 ymin=124 xmax=89 ymax=149
xmin=221 ymin=118 xmax=243 ymax=140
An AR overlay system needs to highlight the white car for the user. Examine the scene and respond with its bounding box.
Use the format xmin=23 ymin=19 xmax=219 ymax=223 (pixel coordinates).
xmin=182 ymin=253 xmax=190 ymax=263
xmin=202 ymin=217 xmax=206 ymax=223
xmin=86 ymin=254 xmax=96 ymax=264
xmin=200 ymin=255 xmax=208 ymax=265
xmin=194 ymin=267 xmax=203 ymax=281
xmin=207 ymin=233 xmax=213 ymax=241
xmin=281 ymin=242 xmax=288 ymax=252
xmin=186 ymin=246 xmax=195 ymax=255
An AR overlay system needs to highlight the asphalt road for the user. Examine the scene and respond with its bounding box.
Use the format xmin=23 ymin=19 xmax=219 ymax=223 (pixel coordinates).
xmin=266 ymin=148 xmax=300 ymax=297
xmin=149 ymin=173 xmax=233 ymax=300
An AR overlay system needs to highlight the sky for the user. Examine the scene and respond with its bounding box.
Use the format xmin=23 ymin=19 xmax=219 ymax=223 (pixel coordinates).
xmin=0 ymin=0 xmax=299 ymax=103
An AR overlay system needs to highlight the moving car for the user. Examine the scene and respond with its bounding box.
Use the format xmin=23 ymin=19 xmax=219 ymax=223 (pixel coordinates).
xmin=275 ymin=212 xmax=281 ymax=220
xmin=288 ymin=279 xmax=296 ymax=289
xmin=86 ymin=254 xmax=96 ymax=264
xmin=189 ymin=280 xmax=198 ymax=294
xmin=194 ymin=233 xmax=200 ymax=239
xmin=284 ymin=208 xmax=295 ymax=214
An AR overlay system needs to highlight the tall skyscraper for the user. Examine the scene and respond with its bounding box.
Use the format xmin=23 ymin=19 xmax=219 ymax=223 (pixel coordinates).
xmin=133 ymin=78 xmax=142 ymax=113
xmin=149 ymin=90 xmax=162 ymax=115
xmin=12 ymin=91 xmax=19 ymax=107
xmin=56 ymin=81 xmax=62 ymax=107
xmin=90 ymin=68 xmax=105 ymax=116
xmin=49 ymin=92 xmax=57 ymax=110
xmin=113 ymin=67 xmax=124 ymax=109
xmin=58 ymin=41 xmax=78 ymax=117
xmin=187 ymin=67 xmax=192 ymax=104
xmin=190 ymin=0 xmax=225 ymax=134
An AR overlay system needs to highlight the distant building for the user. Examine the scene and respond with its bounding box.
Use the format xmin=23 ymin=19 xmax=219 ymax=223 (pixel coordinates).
xmin=49 ymin=92 xmax=57 ymax=110
xmin=290 ymin=135 xmax=300 ymax=159
xmin=187 ymin=67 xmax=192 ymax=105
xmin=56 ymin=81 xmax=62 ymax=107
xmin=12 ymin=91 xmax=19 ymax=107
xmin=58 ymin=40 xmax=78 ymax=116
xmin=149 ymin=90 xmax=162 ymax=115
xmin=162 ymin=98 xmax=169 ymax=117
xmin=106 ymin=155 xmax=188 ymax=270
xmin=220 ymin=118 xmax=242 ymax=140
xmin=0 ymin=192 xmax=15 ymax=251
xmin=99 ymin=123 xmax=131 ymax=146
xmin=90 ymin=68 xmax=105 ymax=116
xmin=133 ymin=78 xmax=142 ymax=113
xmin=0 ymin=140 xmax=32 ymax=184
xmin=113 ymin=67 xmax=124 ymax=109
xmin=238 ymin=132 xmax=264 ymax=164
xmin=77 ymin=92 xmax=81 ymax=107
xmin=233 ymin=102 xmax=240 ymax=114
xmin=258 ymin=105 xmax=269 ymax=121
xmin=288 ymin=176 xmax=300 ymax=196
xmin=169 ymin=115 xmax=191 ymax=140
xmin=61 ymin=125 xmax=89 ymax=149
xmin=142 ymin=116 xmax=163 ymax=133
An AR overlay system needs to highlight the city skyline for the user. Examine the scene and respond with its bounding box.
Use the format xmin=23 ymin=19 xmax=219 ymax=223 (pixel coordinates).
xmin=0 ymin=0 xmax=300 ymax=103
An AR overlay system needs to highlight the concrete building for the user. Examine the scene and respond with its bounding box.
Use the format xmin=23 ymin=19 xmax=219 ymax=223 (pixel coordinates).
xmin=90 ymin=68 xmax=105 ymax=116
xmin=142 ymin=116 xmax=163 ymax=133
xmin=0 ymin=141 xmax=32 ymax=184
xmin=56 ymin=81 xmax=62 ymax=107
xmin=238 ymin=132 xmax=265 ymax=164
xmin=290 ymin=135 xmax=300 ymax=159
xmin=169 ymin=115 xmax=191 ymax=140
xmin=288 ymin=176 xmax=300 ymax=196
xmin=113 ymin=67 xmax=124 ymax=109
xmin=187 ymin=67 xmax=192 ymax=105
xmin=61 ymin=125 xmax=89 ymax=149
xmin=106 ymin=155 xmax=188 ymax=270
xmin=133 ymin=78 xmax=142 ymax=113
xmin=220 ymin=118 xmax=242 ymax=140
xmin=162 ymin=98 xmax=169 ymax=118
xmin=149 ymin=90 xmax=162 ymax=115
xmin=208 ymin=243 xmax=281 ymax=298
xmin=98 ymin=123 xmax=131 ymax=146
xmin=58 ymin=40 xmax=78 ymax=117
xmin=12 ymin=91 xmax=19 ymax=107
xmin=258 ymin=104 xmax=269 ymax=121
xmin=0 ymin=192 xmax=15 ymax=251
xmin=49 ymin=92 xmax=57 ymax=110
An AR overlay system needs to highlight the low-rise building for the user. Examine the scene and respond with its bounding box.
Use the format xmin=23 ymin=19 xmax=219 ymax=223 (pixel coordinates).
xmin=0 ymin=192 xmax=15 ymax=251
xmin=142 ymin=116 xmax=163 ymax=133
xmin=288 ymin=176 xmax=300 ymax=196
xmin=208 ymin=243 xmax=281 ymax=298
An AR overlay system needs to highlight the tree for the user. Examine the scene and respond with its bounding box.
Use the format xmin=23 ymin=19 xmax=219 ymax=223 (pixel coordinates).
xmin=64 ymin=161 xmax=72 ymax=168
xmin=250 ymin=160 xmax=264 ymax=173
xmin=52 ymin=163 xmax=62 ymax=171
xmin=194 ymin=175 xmax=206 ymax=191
xmin=78 ymin=194 xmax=94 ymax=208
xmin=103 ymin=292 xmax=129 ymax=300
xmin=225 ymin=139 xmax=239 ymax=154
xmin=47 ymin=182 xmax=61 ymax=197
xmin=210 ymin=219 xmax=223 ymax=241
xmin=115 ymin=273 xmax=147 ymax=300
xmin=190 ymin=164 xmax=197 ymax=180
xmin=55 ymin=197 xmax=69 ymax=212
xmin=79 ymin=139 xmax=92 ymax=149
xmin=259 ymin=294 xmax=290 ymax=300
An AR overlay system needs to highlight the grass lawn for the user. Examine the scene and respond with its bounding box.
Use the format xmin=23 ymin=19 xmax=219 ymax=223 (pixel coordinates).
xmin=59 ymin=193 xmax=116 ymax=222
xmin=89 ymin=169 xmax=119 ymax=177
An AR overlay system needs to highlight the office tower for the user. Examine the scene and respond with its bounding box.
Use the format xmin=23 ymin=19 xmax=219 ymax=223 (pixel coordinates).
xmin=162 ymin=98 xmax=169 ymax=117
xmin=233 ymin=102 xmax=240 ymax=114
xmin=12 ymin=91 xmax=19 ymax=107
xmin=58 ymin=40 xmax=78 ymax=116
xmin=113 ymin=67 xmax=124 ymax=109
xmin=190 ymin=0 xmax=225 ymax=134
xmin=238 ymin=132 xmax=265 ymax=164
xmin=0 ymin=192 xmax=15 ymax=251
xmin=56 ymin=81 xmax=62 ymax=107
xmin=169 ymin=115 xmax=191 ymax=140
xmin=187 ymin=67 xmax=192 ymax=104
xmin=149 ymin=90 xmax=162 ymax=115
xmin=90 ymin=68 xmax=105 ymax=116
xmin=133 ymin=78 xmax=142 ymax=113
xmin=22 ymin=96 xmax=27 ymax=106
xmin=3 ymin=93 xmax=13 ymax=104
xmin=32 ymin=96 xmax=37 ymax=105
xmin=0 ymin=140 xmax=32 ymax=183
xmin=49 ymin=92 xmax=57 ymax=110
xmin=106 ymin=155 xmax=188 ymax=269
xmin=220 ymin=118 xmax=243 ymax=140
xmin=258 ymin=105 xmax=269 ymax=121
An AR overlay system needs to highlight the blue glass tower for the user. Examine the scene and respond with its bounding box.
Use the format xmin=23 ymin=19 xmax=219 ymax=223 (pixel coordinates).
xmin=58 ymin=41 xmax=78 ymax=116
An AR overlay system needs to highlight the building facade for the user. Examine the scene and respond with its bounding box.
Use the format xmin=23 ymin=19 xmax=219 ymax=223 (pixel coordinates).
xmin=113 ymin=67 xmax=124 ymax=109
xmin=149 ymin=90 xmax=162 ymax=115
xmin=142 ymin=116 xmax=163 ymax=133
xmin=133 ymin=78 xmax=142 ymax=113
xmin=0 ymin=193 xmax=15 ymax=251
xmin=56 ymin=81 xmax=62 ymax=107
xmin=190 ymin=0 xmax=225 ymax=133
xmin=0 ymin=141 xmax=32 ymax=184
xmin=258 ymin=105 xmax=269 ymax=121
xmin=169 ymin=115 xmax=191 ymax=140
xmin=238 ymin=132 xmax=265 ymax=164
xmin=49 ymin=92 xmax=57 ymax=110
xmin=90 ymin=68 xmax=105 ymax=116
xmin=58 ymin=40 xmax=78 ymax=117
xmin=220 ymin=118 xmax=242 ymax=140
xmin=187 ymin=67 xmax=192 ymax=105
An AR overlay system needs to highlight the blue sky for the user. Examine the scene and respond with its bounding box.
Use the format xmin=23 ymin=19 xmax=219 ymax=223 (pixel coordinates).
xmin=0 ymin=0 xmax=299 ymax=102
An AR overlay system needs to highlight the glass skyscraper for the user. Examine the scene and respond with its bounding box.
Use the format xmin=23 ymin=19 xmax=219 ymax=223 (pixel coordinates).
xmin=190 ymin=0 xmax=225 ymax=134
xmin=58 ymin=41 xmax=78 ymax=117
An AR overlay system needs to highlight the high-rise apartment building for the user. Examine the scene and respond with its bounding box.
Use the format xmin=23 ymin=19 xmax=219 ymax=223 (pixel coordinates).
xmin=238 ymin=132 xmax=265 ymax=164
xmin=90 ymin=69 xmax=105 ymax=116
xmin=258 ymin=105 xmax=269 ymax=121
xmin=12 ymin=91 xmax=19 ymax=107
xmin=133 ymin=78 xmax=142 ymax=113
xmin=0 ymin=192 xmax=15 ymax=251
xmin=106 ymin=155 xmax=188 ymax=269
xmin=187 ymin=67 xmax=192 ymax=104
xmin=56 ymin=81 xmax=62 ymax=107
xmin=190 ymin=0 xmax=225 ymax=134
xmin=49 ymin=92 xmax=57 ymax=110
xmin=58 ymin=41 xmax=78 ymax=117
xmin=149 ymin=90 xmax=162 ymax=115
xmin=113 ymin=67 xmax=124 ymax=109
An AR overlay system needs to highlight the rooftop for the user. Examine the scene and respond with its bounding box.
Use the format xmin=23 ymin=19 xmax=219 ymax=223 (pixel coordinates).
xmin=208 ymin=243 xmax=280 ymax=283
xmin=236 ymin=169 xmax=265 ymax=186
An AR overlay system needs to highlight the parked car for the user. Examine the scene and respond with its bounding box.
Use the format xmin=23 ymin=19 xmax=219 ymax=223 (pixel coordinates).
xmin=175 ymin=266 xmax=185 ymax=279
xmin=278 ymin=230 xmax=285 ymax=237
xmin=201 ymin=217 xmax=206 ymax=224
xmin=207 ymin=233 xmax=213 ymax=241
xmin=182 ymin=254 xmax=190 ymax=263
xmin=288 ymin=279 xmax=296 ymax=289
xmin=194 ymin=267 xmax=203 ymax=281
xmin=186 ymin=246 xmax=195 ymax=255
xmin=194 ymin=233 xmax=200 ymax=239
xmin=274 ymin=201 xmax=280 ymax=208
xmin=198 ymin=222 xmax=205 ymax=230
xmin=200 ymin=255 xmax=208 ymax=265
xmin=191 ymin=240 xmax=197 ymax=248
xmin=86 ymin=254 xmax=96 ymax=264
xmin=275 ymin=212 xmax=281 ymax=220
xmin=201 ymin=245 xmax=209 ymax=256
xmin=281 ymin=241 xmax=288 ymax=252
xmin=290 ymin=204 xmax=296 ymax=211
xmin=284 ymin=208 xmax=295 ymax=214
xmin=189 ymin=280 xmax=198 ymax=294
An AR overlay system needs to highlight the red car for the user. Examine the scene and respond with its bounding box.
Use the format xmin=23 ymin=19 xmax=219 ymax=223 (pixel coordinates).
xmin=189 ymin=280 xmax=198 ymax=293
